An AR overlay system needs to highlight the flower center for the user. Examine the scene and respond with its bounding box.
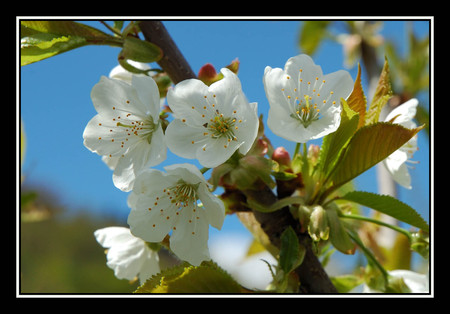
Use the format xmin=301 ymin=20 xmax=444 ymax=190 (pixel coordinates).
xmin=166 ymin=180 xmax=200 ymax=208
xmin=208 ymin=115 xmax=236 ymax=140
xmin=117 ymin=115 xmax=157 ymax=144
xmin=290 ymin=95 xmax=321 ymax=128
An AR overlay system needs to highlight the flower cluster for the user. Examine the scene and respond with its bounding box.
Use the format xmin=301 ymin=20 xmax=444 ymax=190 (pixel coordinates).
xmin=84 ymin=62 xmax=257 ymax=278
xmin=84 ymin=55 xmax=420 ymax=286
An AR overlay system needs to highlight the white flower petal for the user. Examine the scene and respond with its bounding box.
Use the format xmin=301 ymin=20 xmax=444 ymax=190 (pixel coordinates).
xmin=94 ymin=226 xmax=132 ymax=248
xmin=385 ymin=98 xmax=418 ymax=125
xmin=236 ymin=102 xmax=259 ymax=155
xmin=109 ymin=61 xmax=152 ymax=83
xmin=138 ymin=249 xmax=161 ymax=284
xmin=91 ymin=76 xmax=148 ymax=119
xmin=146 ymin=125 xmax=167 ymax=166
xmin=389 ymin=270 xmax=429 ymax=293
xmin=383 ymin=153 xmax=412 ymax=190
xmin=197 ymin=184 xmax=225 ymax=230
xmin=209 ymin=68 xmax=243 ymax=114
xmin=197 ymin=136 xmax=243 ymax=168
xmin=83 ymin=115 xmax=129 ymax=157
xmin=164 ymin=163 xmax=206 ymax=184
xmin=131 ymin=75 xmax=161 ymax=118
xmin=267 ymin=106 xmax=314 ymax=143
xmin=285 ymin=54 xmax=323 ymax=86
xmin=128 ymin=193 xmax=178 ymax=243
xmin=170 ymin=205 xmax=210 ymax=266
xmin=94 ymin=227 xmax=160 ymax=282
xmin=167 ymin=79 xmax=210 ymax=126
xmin=383 ymin=98 xmax=419 ymax=189
xmin=263 ymin=66 xmax=292 ymax=115
xmin=165 ymin=119 xmax=207 ymax=160
xmin=102 ymin=155 xmax=120 ymax=170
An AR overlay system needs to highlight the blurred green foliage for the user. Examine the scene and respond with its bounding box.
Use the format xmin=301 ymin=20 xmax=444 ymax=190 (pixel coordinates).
xmin=20 ymin=206 xmax=139 ymax=294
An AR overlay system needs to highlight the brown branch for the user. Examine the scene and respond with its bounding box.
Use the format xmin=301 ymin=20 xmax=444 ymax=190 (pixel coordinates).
xmin=243 ymin=187 xmax=338 ymax=293
xmin=139 ymin=21 xmax=196 ymax=83
xmin=139 ymin=20 xmax=337 ymax=293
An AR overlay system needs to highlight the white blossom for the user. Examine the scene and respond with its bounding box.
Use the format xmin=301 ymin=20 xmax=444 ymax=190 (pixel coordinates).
xmin=165 ymin=68 xmax=259 ymax=168
xmin=263 ymin=54 xmax=354 ymax=143
xmin=127 ymin=163 xmax=225 ymax=266
xmin=94 ymin=226 xmax=160 ymax=284
xmin=83 ymin=75 xmax=166 ymax=191
xmin=383 ymin=98 xmax=419 ymax=189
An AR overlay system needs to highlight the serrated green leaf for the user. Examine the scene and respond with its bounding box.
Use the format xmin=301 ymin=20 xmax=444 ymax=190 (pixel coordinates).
xmin=319 ymin=99 xmax=359 ymax=179
xmin=339 ymin=191 xmax=429 ymax=231
xmin=365 ymin=57 xmax=393 ymax=124
xmin=346 ymin=63 xmax=367 ymax=129
xmin=279 ymin=226 xmax=305 ymax=274
xmin=135 ymin=261 xmax=243 ymax=293
xmin=330 ymin=122 xmax=423 ymax=190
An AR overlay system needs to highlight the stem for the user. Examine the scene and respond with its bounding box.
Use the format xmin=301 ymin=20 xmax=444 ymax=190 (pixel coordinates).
xmin=347 ymin=230 xmax=389 ymax=284
xmin=293 ymin=143 xmax=301 ymax=158
xmin=200 ymin=167 xmax=210 ymax=174
xmin=100 ymin=21 xmax=122 ymax=37
xmin=340 ymin=213 xmax=412 ymax=242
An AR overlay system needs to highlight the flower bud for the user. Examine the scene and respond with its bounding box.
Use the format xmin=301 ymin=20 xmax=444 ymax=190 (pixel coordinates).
xmin=307 ymin=144 xmax=320 ymax=165
xmin=198 ymin=63 xmax=218 ymax=85
xmin=272 ymin=147 xmax=291 ymax=168
xmin=198 ymin=59 xmax=240 ymax=86
xmin=308 ymin=205 xmax=329 ymax=242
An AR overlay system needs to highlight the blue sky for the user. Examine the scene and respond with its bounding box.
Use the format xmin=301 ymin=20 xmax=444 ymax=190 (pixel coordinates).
xmin=20 ymin=19 xmax=431 ymax=241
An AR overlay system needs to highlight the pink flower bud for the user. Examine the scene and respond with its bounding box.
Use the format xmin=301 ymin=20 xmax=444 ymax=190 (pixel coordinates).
xmin=272 ymin=147 xmax=291 ymax=168
xmin=198 ymin=63 xmax=218 ymax=85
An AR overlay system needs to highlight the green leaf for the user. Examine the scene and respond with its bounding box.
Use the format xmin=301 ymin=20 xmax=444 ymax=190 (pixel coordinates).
xmin=339 ymin=191 xmax=429 ymax=231
xmin=331 ymin=274 xmax=363 ymax=293
xmin=279 ymin=226 xmax=305 ymax=274
xmin=330 ymin=122 xmax=423 ymax=190
xmin=118 ymin=36 xmax=163 ymax=73
xmin=365 ymin=57 xmax=393 ymax=125
xmin=346 ymin=63 xmax=367 ymax=129
xmin=319 ymin=99 xmax=359 ymax=180
xmin=21 ymin=20 xmax=118 ymax=40
xmin=326 ymin=204 xmax=356 ymax=255
xmin=135 ymin=261 xmax=243 ymax=293
xmin=21 ymin=21 xmax=122 ymax=66
xmin=299 ymin=21 xmax=330 ymax=55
